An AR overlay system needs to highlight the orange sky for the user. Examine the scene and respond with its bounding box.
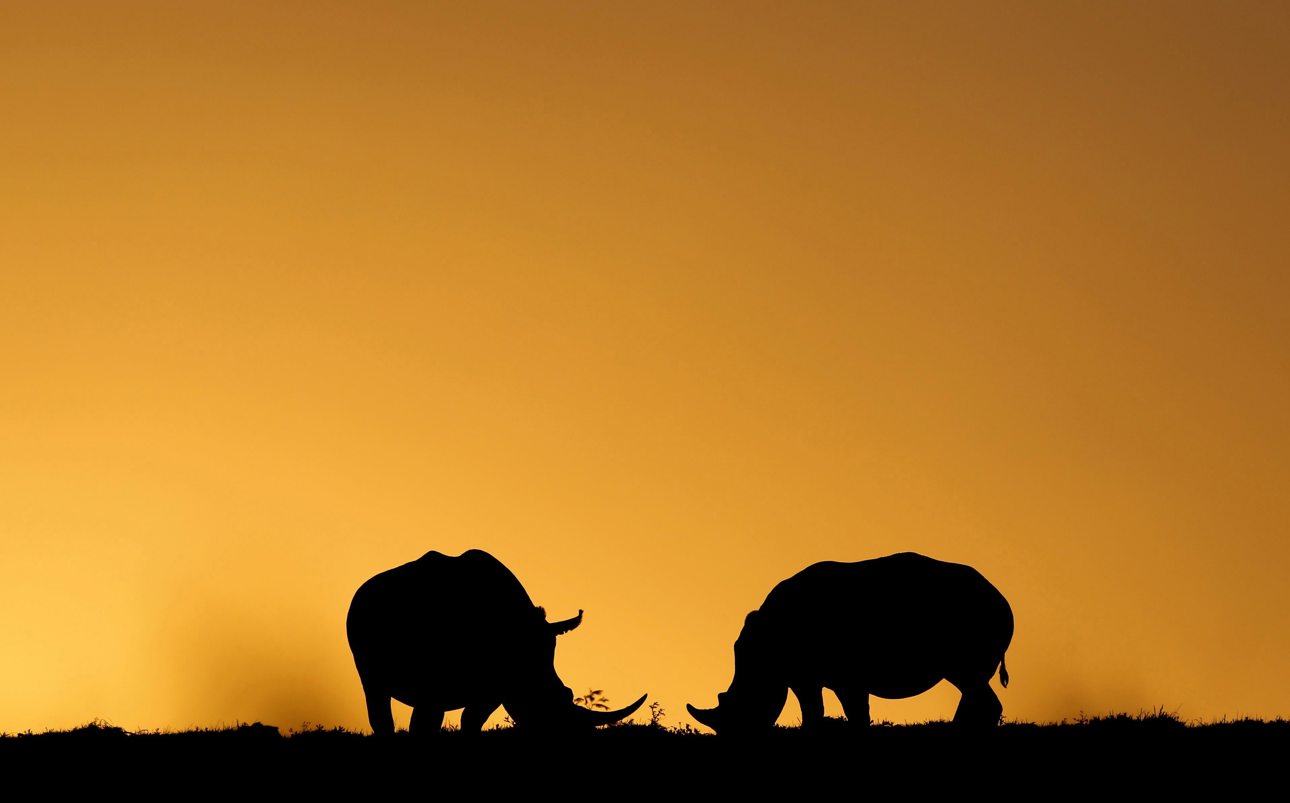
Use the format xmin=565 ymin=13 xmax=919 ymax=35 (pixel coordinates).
xmin=2 ymin=1 xmax=1288 ymax=733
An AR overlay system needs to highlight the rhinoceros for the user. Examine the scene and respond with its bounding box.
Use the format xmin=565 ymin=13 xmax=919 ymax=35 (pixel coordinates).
xmin=687 ymin=552 xmax=1013 ymax=733
xmin=347 ymin=549 xmax=646 ymax=734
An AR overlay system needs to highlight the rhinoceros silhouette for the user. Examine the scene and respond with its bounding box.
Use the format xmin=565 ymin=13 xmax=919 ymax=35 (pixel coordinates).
xmin=689 ymin=552 xmax=1013 ymax=733
xmin=347 ymin=549 xmax=646 ymax=734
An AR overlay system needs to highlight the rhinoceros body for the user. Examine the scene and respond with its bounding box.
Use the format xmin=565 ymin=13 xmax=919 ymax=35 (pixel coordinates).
xmin=688 ymin=552 xmax=1013 ymax=733
xmin=347 ymin=549 xmax=644 ymax=734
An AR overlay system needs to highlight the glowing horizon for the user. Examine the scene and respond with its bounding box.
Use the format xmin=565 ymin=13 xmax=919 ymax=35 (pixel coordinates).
xmin=3 ymin=2 xmax=1288 ymax=733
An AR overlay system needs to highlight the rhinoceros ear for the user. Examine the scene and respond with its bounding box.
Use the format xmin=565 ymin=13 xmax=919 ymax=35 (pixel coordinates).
xmin=549 ymin=609 xmax=584 ymax=635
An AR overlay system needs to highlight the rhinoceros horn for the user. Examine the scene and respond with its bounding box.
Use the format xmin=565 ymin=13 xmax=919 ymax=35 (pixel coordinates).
xmin=549 ymin=609 xmax=584 ymax=635
xmin=686 ymin=703 xmax=721 ymax=730
xmin=571 ymin=693 xmax=649 ymax=727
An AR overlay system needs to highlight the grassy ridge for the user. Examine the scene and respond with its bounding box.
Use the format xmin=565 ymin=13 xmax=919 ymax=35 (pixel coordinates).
xmin=5 ymin=713 xmax=1286 ymax=794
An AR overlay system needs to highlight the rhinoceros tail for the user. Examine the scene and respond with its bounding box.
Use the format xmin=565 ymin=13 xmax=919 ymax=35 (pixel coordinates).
xmin=999 ymin=654 xmax=1010 ymax=688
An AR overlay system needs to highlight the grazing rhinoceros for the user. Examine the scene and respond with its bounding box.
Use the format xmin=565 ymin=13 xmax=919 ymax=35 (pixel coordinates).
xmin=347 ymin=549 xmax=646 ymax=734
xmin=687 ymin=552 xmax=1013 ymax=733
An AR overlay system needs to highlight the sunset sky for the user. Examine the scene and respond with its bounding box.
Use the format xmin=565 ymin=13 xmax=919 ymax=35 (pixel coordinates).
xmin=3 ymin=2 xmax=1288 ymax=733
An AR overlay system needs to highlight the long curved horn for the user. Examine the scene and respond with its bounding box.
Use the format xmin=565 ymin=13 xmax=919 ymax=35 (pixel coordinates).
xmin=549 ymin=609 xmax=583 ymax=635
xmin=687 ymin=703 xmax=721 ymax=730
xmin=572 ymin=693 xmax=648 ymax=727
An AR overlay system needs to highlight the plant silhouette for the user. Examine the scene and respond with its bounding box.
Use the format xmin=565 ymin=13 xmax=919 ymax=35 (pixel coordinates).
xmin=573 ymin=689 xmax=611 ymax=712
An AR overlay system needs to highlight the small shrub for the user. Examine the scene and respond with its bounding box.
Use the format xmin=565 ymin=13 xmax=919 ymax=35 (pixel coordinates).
xmin=573 ymin=689 xmax=610 ymax=712
xmin=647 ymin=701 xmax=666 ymax=728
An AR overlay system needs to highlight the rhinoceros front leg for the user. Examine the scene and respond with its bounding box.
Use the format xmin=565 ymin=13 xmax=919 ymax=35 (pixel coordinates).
xmin=792 ymin=685 xmax=826 ymax=732
xmin=409 ymin=707 xmax=444 ymax=736
xmin=461 ymin=702 xmax=501 ymax=733
xmin=835 ymin=687 xmax=871 ymax=727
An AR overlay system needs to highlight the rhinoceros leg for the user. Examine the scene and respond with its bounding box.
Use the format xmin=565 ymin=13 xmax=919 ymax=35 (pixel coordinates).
xmin=364 ymin=689 xmax=395 ymax=737
xmin=949 ymin=680 xmax=1002 ymax=727
xmin=835 ymin=687 xmax=871 ymax=727
xmin=793 ymin=685 xmax=826 ymax=731
xmin=461 ymin=702 xmax=500 ymax=733
xmin=409 ymin=707 xmax=444 ymax=736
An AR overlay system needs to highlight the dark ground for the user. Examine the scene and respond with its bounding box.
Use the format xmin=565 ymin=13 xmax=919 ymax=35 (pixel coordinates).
xmin=4 ymin=714 xmax=1285 ymax=797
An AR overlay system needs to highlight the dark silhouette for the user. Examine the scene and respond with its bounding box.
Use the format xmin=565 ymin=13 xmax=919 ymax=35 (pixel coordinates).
xmin=687 ymin=552 xmax=1013 ymax=734
xmin=8 ymin=714 xmax=1286 ymax=795
xmin=346 ymin=549 xmax=646 ymax=734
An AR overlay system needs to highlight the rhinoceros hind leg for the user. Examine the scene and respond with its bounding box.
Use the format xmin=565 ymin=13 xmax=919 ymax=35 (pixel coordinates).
xmin=461 ymin=702 xmax=500 ymax=733
xmin=409 ymin=707 xmax=444 ymax=736
xmin=835 ymin=687 xmax=871 ymax=727
xmin=950 ymin=682 xmax=1002 ymax=727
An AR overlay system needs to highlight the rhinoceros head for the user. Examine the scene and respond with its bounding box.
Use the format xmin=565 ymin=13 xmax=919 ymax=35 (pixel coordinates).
xmin=501 ymin=606 xmax=647 ymax=730
xmin=687 ymin=610 xmax=788 ymax=735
